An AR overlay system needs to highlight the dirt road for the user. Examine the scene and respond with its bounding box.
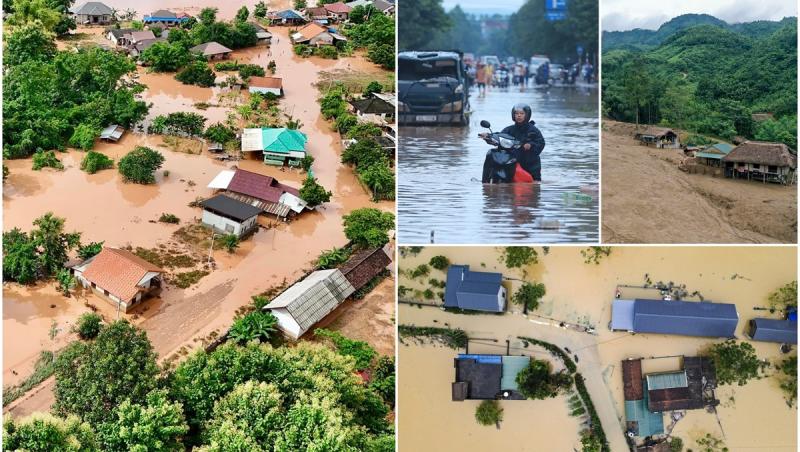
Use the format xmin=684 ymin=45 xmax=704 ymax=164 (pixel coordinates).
xmin=601 ymin=121 xmax=796 ymax=243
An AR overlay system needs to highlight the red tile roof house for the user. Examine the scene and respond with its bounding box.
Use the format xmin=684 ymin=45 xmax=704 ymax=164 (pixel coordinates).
xmin=324 ymin=2 xmax=352 ymax=21
xmin=207 ymin=168 xmax=309 ymax=219
xmin=71 ymin=248 xmax=164 ymax=312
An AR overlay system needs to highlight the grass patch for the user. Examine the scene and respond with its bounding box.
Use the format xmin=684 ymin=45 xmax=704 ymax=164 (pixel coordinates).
xmin=134 ymin=246 xmax=196 ymax=269
xmin=398 ymin=325 xmax=468 ymax=349
xmin=161 ymin=135 xmax=204 ymax=155
xmin=316 ymin=69 xmax=394 ymax=94
xmin=170 ymin=270 xmax=209 ymax=289
xmin=3 ymin=351 xmax=56 ymax=407
xmin=159 ymin=213 xmax=180 ymax=224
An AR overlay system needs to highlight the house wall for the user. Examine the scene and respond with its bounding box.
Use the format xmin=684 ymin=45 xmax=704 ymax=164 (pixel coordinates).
xmin=310 ymin=33 xmax=334 ymax=46
xmin=270 ymin=308 xmax=303 ymax=339
xmin=76 ymin=14 xmax=112 ymax=24
xmin=249 ymin=86 xmax=282 ymax=96
xmin=497 ymin=287 xmax=507 ymax=311
xmin=201 ymin=210 xmax=257 ymax=237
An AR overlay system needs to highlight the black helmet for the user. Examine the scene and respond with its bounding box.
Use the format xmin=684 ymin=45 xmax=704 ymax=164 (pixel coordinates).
xmin=512 ymin=103 xmax=531 ymax=123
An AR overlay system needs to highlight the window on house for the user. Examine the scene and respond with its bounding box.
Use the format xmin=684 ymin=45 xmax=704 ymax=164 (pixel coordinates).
xmin=753 ymin=164 xmax=760 ymax=169
xmin=225 ymin=224 xmax=235 ymax=233
xmin=769 ymin=165 xmax=778 ymax=173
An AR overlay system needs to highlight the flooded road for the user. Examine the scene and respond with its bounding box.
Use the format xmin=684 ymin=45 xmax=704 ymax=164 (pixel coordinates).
xmin=398 ymin=85 xmax=599 ymax=244
xmin=398 ymin=246 xmax=797 ymax=451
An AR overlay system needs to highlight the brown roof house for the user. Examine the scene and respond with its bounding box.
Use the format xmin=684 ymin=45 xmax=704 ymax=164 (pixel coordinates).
xmin=264 ymin=247 xmax=391 ymax=340
xmin=291 ymin=22 xmax=347 ymax=46
xmin=71 ymin=248 xmax=164 ymax=312
xmin=722 ymin=141 xmax=796 ymax=184
xmin=248 ymin=76 xmax=284 ymax=97
xmin=324 ymin=2 xmax=352 ymax=21
xmin=634 ymin=127 xmax=680 ymax=149
xmin=207 ymin=168 xmax=308 ymax=218
xmin=305 ymin=6 xmax=329 ymax=22
xmin=190 ymin=41 xmax=233 ymax=60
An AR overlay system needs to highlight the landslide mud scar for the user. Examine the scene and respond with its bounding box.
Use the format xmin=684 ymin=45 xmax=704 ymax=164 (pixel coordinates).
xmin=397 ymin=246 xmax=797 ymax=452
xmin=601 ymin=121 xmax=797 ymax=243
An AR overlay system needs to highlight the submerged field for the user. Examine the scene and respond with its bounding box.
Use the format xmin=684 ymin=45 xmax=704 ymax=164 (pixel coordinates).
xmin=397 ymin=246 xmax=797 ymax=451
xmin=601 ymin=121 xmax=797 ymax=244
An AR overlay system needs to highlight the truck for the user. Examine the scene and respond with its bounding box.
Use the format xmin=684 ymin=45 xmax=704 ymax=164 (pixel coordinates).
xmin=398 ymin=51 xmax=470 ymax=126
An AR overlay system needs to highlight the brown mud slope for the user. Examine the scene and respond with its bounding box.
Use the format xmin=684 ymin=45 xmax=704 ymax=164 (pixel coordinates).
xmin=602 ymin=121 xmax=796 ymax=243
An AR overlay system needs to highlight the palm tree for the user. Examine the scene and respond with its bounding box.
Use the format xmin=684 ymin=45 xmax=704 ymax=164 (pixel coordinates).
xmin=228 ymin=311 xmax=278 ymax=343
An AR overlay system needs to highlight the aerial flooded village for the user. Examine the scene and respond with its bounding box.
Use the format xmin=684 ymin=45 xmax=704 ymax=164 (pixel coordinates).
xmin=397 ymin=246 xmax=797 ymax=452
xmin=2 ymin=0 xmax=397 ymax=449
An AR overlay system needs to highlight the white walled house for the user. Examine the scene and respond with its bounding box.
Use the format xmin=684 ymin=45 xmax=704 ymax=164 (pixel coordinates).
xmin=200 ymin=194 xmax=261 ymax=237
xmin=71 ymin=248 xmax=163 ymax=312
xmin=248 ymin=76 xmax=284 ymax=97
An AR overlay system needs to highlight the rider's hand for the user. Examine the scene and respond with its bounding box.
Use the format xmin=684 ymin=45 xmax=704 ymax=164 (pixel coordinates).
xmin=523 ymin=143 xmax=531 ymax=151
xmin=478 ymin=133 xmax=488 ymax=138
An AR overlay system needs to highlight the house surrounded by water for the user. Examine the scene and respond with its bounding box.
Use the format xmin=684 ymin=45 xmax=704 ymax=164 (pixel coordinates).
xmin=452 ymin=354 xmax=530 ymax=401
xmin=70 ymin=248 xmax=163 ymax=312
xmin=444 ymin=265 xmax=506 ymax=312
xmin=207 ymin=168 xmax=308 ymax=219
xmin=611 ymin=298 xmax=738 ymax=338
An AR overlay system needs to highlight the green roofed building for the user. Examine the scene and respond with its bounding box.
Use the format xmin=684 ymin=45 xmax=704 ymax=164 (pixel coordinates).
xmin=241 ymin=127 xmax=308 ymax=167
xmin=696 ymin=143 xmax=734 ymax=167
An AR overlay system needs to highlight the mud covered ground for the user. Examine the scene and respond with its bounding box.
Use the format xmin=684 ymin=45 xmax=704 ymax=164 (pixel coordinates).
xmin=601 ymin=121 xmax=797 ymax=243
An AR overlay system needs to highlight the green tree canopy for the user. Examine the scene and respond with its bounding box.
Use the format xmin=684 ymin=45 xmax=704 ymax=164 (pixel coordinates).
xmin=3 ymin=413 xmax=98 ymax=452
xmin=513 ymin=282 xmax=546 ymax=311
xmin=515 ymin=358 xmax=572 ymax=399
xmin=299 ymin=176 xmax=333 ymax=207
xmin=97 ymin=389 xmax=188 ymax=452
xmin=118 ymin=147 xmax=165 ymax=184
xmin=342 ymin=208 xmax=395 ymax=248
xmin=474 ymin=400 xmax=503 ymax=426
xmin=705 ymin=339 xmax=765 ymax=386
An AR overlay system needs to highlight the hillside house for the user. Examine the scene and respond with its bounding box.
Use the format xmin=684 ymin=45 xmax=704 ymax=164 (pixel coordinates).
xmin=71 ymin=248 xmax=163 ymax=312
xmin=695 ymin=143 xmax=733 ymax=167
xmin=200 ymin=194 xmax=261 ymax=237
xmin=71 ymin=2 xmax=114 ymax=25
xmin=634 ymin=127 xmax=680 ymax=149
xmin=722 ymin=141 xmax=796 ymax=184
xmin=444 ymin=265 xmax=506 ymax=312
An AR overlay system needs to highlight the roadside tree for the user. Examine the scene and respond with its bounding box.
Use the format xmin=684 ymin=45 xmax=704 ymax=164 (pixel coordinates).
xmin=342 ymin=208 xmax=395 ymax=248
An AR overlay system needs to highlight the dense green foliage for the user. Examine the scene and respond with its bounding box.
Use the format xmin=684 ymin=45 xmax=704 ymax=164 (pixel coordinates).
xmin=581 ymin=246 xmax=612 ymax=264
xmin=3 ymin=213 xmax=81 ymax=284
xmin=80 ymin=151 xmax=113 ymax=174
xmin=501 ymin=246 xmax=538 ymax=269
xmin=475 ymin=400 xmax=503 ymax=426
xmin=56 ymin=268 xmax=75 ymax=296
xmin=228 ymin=310 xmax=278 ymax=344
xmin=513 ymin=282 xmax=546 ymax=311
xmin=299 ymin=176 xmax=333 ymax=207
xmin=149 ymin=112 xmax=206 ymax=136
xmin=398 ymin=0 xmax=450 ymax=50
xmin=315 ymin=329 xmax=377 ymax=369
xmin=603 ymin=19 xmax=797 ymax=147
xmin=68 ymin=123 xmax=100 ymax=151
xmin=3 ymin=413 xmax=98 ymax=452
xmin=221 ymin=233 xmax=240 ymax=253
xmin=53 ymin=320 xmax=160 ymax=425
xmin=98 ymin=389 xmax=188 ymax=451
xmin=705 ymin=339 xmax=765 ymax=386
xmin=141 ymin=41 xmax=192 ymax=72
xmin=73 ymin=313 xmax=103 ymax=340
xmin=203 ymin=123 xmax=236 ymax=144
xmin=190 ymin=7 xmax=258 ymax=50
xmin=4 ymin=30 xmax=147 ymax=158
xmin=778 ymin=354 xmax=797 ymax=407
xmin=345 ymin=12 xmax=395 ymax=69
xmin=175 ymin=61 xmax=216 ymax=87
xmin=77 ymin=241 xmax=103 ymax=260
xmin=515 ymin=358 xmax=572 ymax=399
xmin=118 ymin=147 xmax=165 ymax=184
xmin=398 ymin=325 xmax=468 ymax=348
xmin=342 ymin=208 xmax=395 ymax=248
xmin=32 ymin=150 xmax=63 ymax=170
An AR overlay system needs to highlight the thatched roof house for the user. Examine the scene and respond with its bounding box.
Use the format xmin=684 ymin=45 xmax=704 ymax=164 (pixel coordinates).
xmin=722 ymin=141 xmax=796 ymax=168
xmin=634 ymin=126 xmax=679 ymax=149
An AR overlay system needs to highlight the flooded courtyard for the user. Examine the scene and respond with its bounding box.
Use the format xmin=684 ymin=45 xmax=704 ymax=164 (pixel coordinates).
xmin=398 ymin=85 xmax=599 ymax=244
xmin=397 ymin=246 xmax=797 ymax=451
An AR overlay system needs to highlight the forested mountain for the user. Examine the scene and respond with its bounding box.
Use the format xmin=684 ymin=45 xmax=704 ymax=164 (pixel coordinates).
xmin=602 ymin=14 xmax=794 ymax=51
xmin=602 ymin=18 xmax=797 ymax=149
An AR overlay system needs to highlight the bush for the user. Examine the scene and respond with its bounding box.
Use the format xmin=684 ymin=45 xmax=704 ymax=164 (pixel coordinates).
xmin=315 ymin=329 xmax=376 ymax=369
xmin=334 ymin=113 xmax=358 ymax=135
xmin=299 ymin=176 xmax=332 ymax=208
xmin=342 ymin=208 xmax=394 ymax=248
xmin=364 ymin=81 xmax=383 ymax=96
xmin=175 ymin=60 xmax=216 ymax=87
xmin=398 ymin=325 xmax=468 ymax=348
xmin=228 ymin=311 xmax=278 ymax=344
xmin=516 ymin=358 xmax=571 ymax=400
xmin=238 ymin=63 xmax=265 ymax=79
xmin=56 ymin=268 xmax=75 ymax=296
xmin=32 ymin=151 xmax=64 ymax=170
xmin=68 ymin=123 xmax=100 ymax=150
xmin=501 ymin=247 xmax=538 ymax=269
xmin=358 ymin=160 xmax=395 ymax=201
xmin=149 ymin=112 xmax=206 ymax=136
xmin=429 ymin=255 xmax=450 ymax=270
xmin=140 ymin=41 xmax=191 ymax=72
xmin=300 ymin=155 xmax=315 ymax=172
xmin=118 ymin=147 xmax=165 ymax=184
xmin=316 ymin=45 xmax=338 ymax=59
xmin=73 ymin=313 xmax=103 ymax=340
xmin=410 ymin=264 xmax=429 ymax=279
xmin=316 ymin=247 xmax=351 ymax=269
xmin=158 ymin=213 xmax=180 ymax=224
xmin=346 ymin=122 xmax=382 ymax=140
xmin=222 ymin=234 xmax=240 ymax=253
xmin=204 ymin=123 xmax=236 ymax=144
xmin=342 ymin=138 xmax=384 ymax=168
xmin=267 ymin=60 xmax=276 ymax=74
xmin=475 ymin=400 xmax=503 ymax=426
xmin=293 ymin=44 xmax=310 ymax=56
xmin=77 ymin=241 xmax=104 ymax=260
xmin=80 ymin=151 xmax=113 ymax=174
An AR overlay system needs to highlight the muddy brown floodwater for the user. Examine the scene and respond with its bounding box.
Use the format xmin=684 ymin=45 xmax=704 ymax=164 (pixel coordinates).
xmin=4 ymin=9 xmax=394 ymax=418
xmin=398 ymin=246 xmax=797 ymax=452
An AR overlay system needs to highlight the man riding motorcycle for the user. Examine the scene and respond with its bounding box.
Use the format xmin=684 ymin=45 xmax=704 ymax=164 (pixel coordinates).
xmin=500 ymin=103 xmax=545 ymax=181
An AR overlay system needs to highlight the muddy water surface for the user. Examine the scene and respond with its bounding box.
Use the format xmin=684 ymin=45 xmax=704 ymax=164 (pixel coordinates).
xmin=398 ymin=86 xmax=599 ymax=244
xmin=398 ymin=247 xmax=797 ymax=451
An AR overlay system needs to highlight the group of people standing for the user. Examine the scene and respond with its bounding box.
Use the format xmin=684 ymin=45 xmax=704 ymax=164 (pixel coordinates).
xmin=469 ymin=58 xmax=595 ymax=97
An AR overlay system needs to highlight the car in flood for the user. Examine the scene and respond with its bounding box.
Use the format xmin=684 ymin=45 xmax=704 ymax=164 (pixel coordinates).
xmin=398 ymin=51 xmax=470 ymax=126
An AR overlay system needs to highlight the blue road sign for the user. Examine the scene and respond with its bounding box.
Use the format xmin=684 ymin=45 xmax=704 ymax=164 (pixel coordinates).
xmin=545 ymin=0 xmax=567 ymax=21
xmin=577 ymin=45 xmax=584 ymax=56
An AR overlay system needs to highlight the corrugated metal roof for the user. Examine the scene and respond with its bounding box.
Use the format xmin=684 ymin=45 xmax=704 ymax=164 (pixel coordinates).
xmin=632 ymin=299 xmax=738 ymax=338
xmin=646 ymin=371 xmax=688 ymax=391
xmin=443 ymin=265 xmax=467 ymax=308
xmin=265 ymin=269 xmax=355 ymax=335
xmin=611 ymin=299 xmax=636 ymax=331
xmin=500 ymin=355 xmax=530 ymax=391
xmin=695 ymin=152 xmax=725 ymax=160
xmin=444 ymin=264 xmax=504 ymax=312
xmin=201 ymin=194 xmax=261 ymax=222
xmin=749 ymin=318 xmax=798 ymax=344
xmin=625 ymin=396 xmax=664 ymax=437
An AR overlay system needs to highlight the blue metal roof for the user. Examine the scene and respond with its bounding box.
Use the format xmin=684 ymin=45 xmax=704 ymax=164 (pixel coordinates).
xmin=749 ymin=318 xmax=798 ymax=344
xmin=277 ymin=9 xmax=304 ymax=19
xmin=632 ymin=299 xmax=738 ymax=338
xmin=458 ymin=354 xmax=502 ymax=364
xmin=624 ymin=393 xmax=664 ymax=437
xmin=444 ymin=265 xmax=504 ymax=312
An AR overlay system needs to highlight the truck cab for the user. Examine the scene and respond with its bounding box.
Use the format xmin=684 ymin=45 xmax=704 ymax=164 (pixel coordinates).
xmin=398 ymin=51 xmax=469 ymax=126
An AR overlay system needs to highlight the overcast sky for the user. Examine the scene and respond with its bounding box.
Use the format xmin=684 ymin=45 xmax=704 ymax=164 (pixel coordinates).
xmin=441 ymin=0 xmax=525 ymax=15
xmin=603 ymin=0 xmax=797 ymax=31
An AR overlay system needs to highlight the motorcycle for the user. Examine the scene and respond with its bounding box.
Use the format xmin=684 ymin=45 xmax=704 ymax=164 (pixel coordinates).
xmin=493 ymin=69 xmax=510 ymax=88
xmin=479 ymin=120 xmax=534 ymax=184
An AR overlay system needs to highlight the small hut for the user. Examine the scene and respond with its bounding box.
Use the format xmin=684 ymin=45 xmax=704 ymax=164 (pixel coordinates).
xmin=722 ymin=141 xmax=796 ymax=184
xmin=634 ymin=127 xmax=680 ymax=149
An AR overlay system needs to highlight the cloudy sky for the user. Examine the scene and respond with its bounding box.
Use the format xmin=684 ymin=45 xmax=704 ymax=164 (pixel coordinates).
xmin=441 ymin=0 xmax=526 ymax=15
xmin=603 ymin=0 xmax=797 ymax=31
